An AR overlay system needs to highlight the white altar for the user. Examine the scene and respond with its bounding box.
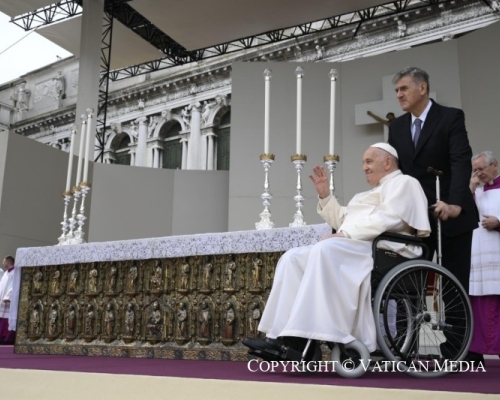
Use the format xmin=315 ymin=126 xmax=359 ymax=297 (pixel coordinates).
xmin=11 ymin=224 xmax=331 ymax=359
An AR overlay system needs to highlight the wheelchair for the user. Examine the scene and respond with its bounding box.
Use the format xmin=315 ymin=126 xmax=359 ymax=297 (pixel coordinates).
xmin=328 ymin=231 xmax=473 ymax=378
xmin=246 ymin=231 xmax=473 ymax=378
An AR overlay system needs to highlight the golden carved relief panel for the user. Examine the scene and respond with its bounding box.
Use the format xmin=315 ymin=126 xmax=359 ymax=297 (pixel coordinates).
xmin=16 ymin=251 xmax=283 ymax=360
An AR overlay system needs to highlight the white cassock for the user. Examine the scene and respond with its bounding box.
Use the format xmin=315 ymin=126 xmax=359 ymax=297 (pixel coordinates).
xmin=470 ymin=184 xmax=500 ymax=296
xmin=258 ymin=170 xmax=430 ymax=352
xmin=0 ymin=268 xmax=14 ymax=320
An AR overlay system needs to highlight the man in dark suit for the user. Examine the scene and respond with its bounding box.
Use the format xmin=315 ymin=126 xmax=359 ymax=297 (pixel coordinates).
xmin=388 ymin=67 xmax=480 ymax=362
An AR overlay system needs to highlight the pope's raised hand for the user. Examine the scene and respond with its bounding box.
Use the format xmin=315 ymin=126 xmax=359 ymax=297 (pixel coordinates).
xmin=309 ymin=165 xmax=330 ymax=199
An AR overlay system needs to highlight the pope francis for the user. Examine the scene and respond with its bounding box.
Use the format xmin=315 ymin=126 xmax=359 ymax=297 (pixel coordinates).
xmin=245 ymin=143 xmax=431 ymax=360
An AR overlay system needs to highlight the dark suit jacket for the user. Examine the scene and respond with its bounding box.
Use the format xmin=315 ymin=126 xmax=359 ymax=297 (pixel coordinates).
xmin=388 ymin=100 xmax=478 ymax=237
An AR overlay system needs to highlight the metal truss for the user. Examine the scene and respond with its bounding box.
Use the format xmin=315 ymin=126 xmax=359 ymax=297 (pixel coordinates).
xmin=94 ymin=1 xmax=116 ymax=163
xmin=11 ymin=0 xmax=467 ymax=82
xmin=108 ymin=0 xmax=465 ymax=81
xmin=10 ymin=0 xmax=81 ymax=31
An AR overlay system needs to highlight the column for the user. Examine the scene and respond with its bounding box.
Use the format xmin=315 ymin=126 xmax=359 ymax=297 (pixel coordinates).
xmin=155 ymin=147 xmax=161 ymax=168
xmin=186 ymin=102 xmax=202 ymax=169
xmin=135 ymin=117 xmax=148 ymax=167
xmin=181 ymin=138 xmax=188 ymax=170
xmin=74 ymin=0 xmax=105 ymax=161
xmin=151 ymin=147 xmax=156 ymax=168
xmin=207 ymin=133 xmax=215 ymax=170
xmin=200 ymin=131 xmax=208 ymax=170
xmin=130 ymin=148 xmax=136 ymax=166
xmin=158 ymin=146 xmax=163 ymax=169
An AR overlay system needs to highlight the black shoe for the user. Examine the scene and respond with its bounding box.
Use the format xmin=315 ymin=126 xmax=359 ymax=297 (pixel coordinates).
xmin=243 ymin=337 xmax=288 ymax=362
xmin=465 ymin=351 xmax=484 ymax=364
xmin=243 ymin=337 xmax=285 ymax=353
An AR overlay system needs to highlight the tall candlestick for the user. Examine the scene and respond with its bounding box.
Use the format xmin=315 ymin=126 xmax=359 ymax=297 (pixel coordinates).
xmin=263 ymin=69 xmax=272 ymax=154
xmin=83 ymin=108 xmax=94 ymax=183
xmin=295 ymin=67 xmax=304 ymax=155
xmin=329 ymin=69 xmax=337 ymax=155
xmin=65 ymin=127 xmax=76 ymax=192
xmin=75 ymin=115 xmax=87 ymax=187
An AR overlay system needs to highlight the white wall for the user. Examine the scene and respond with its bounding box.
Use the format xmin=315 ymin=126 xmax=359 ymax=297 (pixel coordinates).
xmin=458 ymin=21 xmax=500 ymax=156
xmin=229 ymin=23 xmax=500 ymax=230
xmin=0 ymin=131 xmax=76 ymax=258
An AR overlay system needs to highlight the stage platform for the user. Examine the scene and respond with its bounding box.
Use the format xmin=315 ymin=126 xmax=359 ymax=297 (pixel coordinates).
xmin=1 ymin=346 xmax=499 ymax=400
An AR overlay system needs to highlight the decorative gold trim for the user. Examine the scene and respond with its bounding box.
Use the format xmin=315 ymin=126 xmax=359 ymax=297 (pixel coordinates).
xmin=259 ymin=153 xmax=275 ymax=161
xmin=72 ymin=186 xmax=81 ymax=192
xmin=80 ymin=181 xmax=92 ymax=188
xmin=323 ymin=154 xmax=340 ymax=162
xmin=61 ymin=190 xmax=73 ymax=197
xmin=291 ymin=154 xmax=307 ymax=162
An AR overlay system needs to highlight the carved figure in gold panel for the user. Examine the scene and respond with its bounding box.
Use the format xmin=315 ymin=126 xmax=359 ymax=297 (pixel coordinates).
xmin=33 ymin=270 xmax=43 ymax=294
xmin=179 ymin=263 xmax=190 ymax=290
xmin=65 ymin=304 xmax=76 ymax=336
xmin=176 ymin=301 xmax=188 ymax=337
xmin=88 ymin=266 xmax=98 ymax=292
xmin=150 ymin=262 xmax=163 ymax=291
xmin=147 ymin=301 xmax=162 ymax=337
xmin=51 ymin=270 xmax=61 ymax=294
xmin=68 ymin=269 xmax=78 ymax=293
xmin=124 ymin=303 xmax=135 ymax=336
xmin=202 ymin=263 xmax=213 ymax=290
xmin=252 ymin=258 xmax=263 ymax=288
xmin=248 ymin=302 xmax=261 ymax=337
xmin=104 ymin=303 xmax=115 ymax=336
xmin=224 ymin=260 xmax=236 ymax=290
xmin=109 ymin=265 xmax=117 ymax=292
xmin=84 ymin=304 xmax=95 ymax=335
xmin=223 ymin=302 xmax=235 ymax=339
xmin=48 ymin=304 xmax=58 ymax=336
xmin=128 ymin=264 xmax=138 ymax=292
xmin=30 ymin=304 xmax=41 ymax=335
xmin=198 ymin=301 xmax=211 ymax=338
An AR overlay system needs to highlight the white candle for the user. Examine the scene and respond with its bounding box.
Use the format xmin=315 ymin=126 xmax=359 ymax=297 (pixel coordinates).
xmin=329 ymin=69 xmax=337 ymax=155
xmin=75 ymin=115 xmax=87 ymax=187
xmin=65 ymin=128 xmax=76 ymax=192
xmin=263 ymin=69 xmax=272 ymax=154
xmin=295 ymin=67 xmax=304 ymax=155
xmin=83 ymin=108 xmax=94 ymax=183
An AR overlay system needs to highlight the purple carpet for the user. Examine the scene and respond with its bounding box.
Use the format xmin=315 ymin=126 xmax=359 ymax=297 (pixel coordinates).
xmin=1 ymin=346 xmax=498 ymax=394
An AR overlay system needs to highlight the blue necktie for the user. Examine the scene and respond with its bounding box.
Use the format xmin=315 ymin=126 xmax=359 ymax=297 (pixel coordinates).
xmin=413 ymin=118 xmax=422 ymax=148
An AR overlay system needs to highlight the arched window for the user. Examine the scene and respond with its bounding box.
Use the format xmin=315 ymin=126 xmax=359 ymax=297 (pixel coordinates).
xmin=112 ymin=133 xmax=131 ymax=165
xmin=160 ymin=121 xmax=182 ymax=169
xmin=216 ymin=111 xmax=230 ymax=170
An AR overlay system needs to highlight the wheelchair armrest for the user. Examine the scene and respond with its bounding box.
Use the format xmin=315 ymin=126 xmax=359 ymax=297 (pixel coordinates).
xmin=372 ymin=232 xmax=430 ymax=260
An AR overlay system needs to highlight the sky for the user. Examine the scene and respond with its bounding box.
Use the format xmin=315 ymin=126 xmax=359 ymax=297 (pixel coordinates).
xmin=0 ymin=11 xmax=73 ymax=85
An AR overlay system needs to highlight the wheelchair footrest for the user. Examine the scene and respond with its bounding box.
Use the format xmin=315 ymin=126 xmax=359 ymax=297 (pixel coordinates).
xmin=282 ymin=346 xmax=304 ymax=362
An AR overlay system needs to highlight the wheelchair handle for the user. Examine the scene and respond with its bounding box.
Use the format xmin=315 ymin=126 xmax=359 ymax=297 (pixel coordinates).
xmin=427 ymin=167 xmax=443 ymax=177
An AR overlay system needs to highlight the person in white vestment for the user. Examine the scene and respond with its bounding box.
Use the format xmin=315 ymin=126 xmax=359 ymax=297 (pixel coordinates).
xmin=468 ymin=151 xmax=500 ymax=357
xmin=244 ymin=143 xmax=430 ymax=359
xmin=0 ymin=256 xmax=16 ymax=344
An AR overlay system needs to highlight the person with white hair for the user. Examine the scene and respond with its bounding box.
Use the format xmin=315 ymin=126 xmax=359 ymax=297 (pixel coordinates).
xmin=244 ymin=143 xmax=430 ymax=360
xmin=468 ymin=151 xmax=500 ymax=358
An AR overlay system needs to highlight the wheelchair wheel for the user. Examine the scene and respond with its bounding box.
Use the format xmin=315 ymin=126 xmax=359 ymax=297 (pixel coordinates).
xmin=373 ymin=260 xmax=473 ymax=378
xmin=331 ymin=340 xmax=370 ymax=378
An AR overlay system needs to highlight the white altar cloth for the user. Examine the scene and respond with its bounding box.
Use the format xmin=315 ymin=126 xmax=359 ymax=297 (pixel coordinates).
xmin=10 ymin=224 xmax=331 ymax=331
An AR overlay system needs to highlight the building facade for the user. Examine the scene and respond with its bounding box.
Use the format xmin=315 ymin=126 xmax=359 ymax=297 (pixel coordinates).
xmin=0 ymin=0 xmax=498 ymax=172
